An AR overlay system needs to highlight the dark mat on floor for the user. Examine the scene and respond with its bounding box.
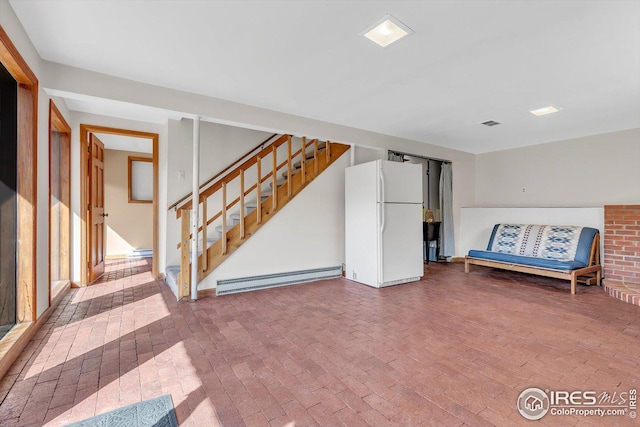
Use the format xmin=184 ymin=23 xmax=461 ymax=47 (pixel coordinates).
xmin=69 ymin=395 xmax=178 ymax=427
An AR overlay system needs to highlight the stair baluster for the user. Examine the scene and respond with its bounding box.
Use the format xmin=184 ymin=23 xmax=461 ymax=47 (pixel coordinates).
xmin=272 ymin=145 xmax=277 ymax=211
xmin=201 ymin=197 xmax=208 ymax=271
xmin=240 ymin=168 xmax=245 ymax=239
xmin=301 ymin=137 xmax=306 ymax=185
xmin=314 ymin=139 xmax=319 ymax=175
xmin=326 ymin=140 xmax=331 ymax=163
xmin=256 ymin=156 xmax=262 ymax=224
xmin=221 ymin=182 xmax=227 ymax=255
xmin=287 ymin=136 xmax=292 ymax=196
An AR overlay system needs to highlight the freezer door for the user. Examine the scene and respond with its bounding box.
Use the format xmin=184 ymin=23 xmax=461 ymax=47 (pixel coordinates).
xmin=378 ymin=160 xmax=423 ymax=204
xmin=379 ymin=203 xmax=423 ymax=285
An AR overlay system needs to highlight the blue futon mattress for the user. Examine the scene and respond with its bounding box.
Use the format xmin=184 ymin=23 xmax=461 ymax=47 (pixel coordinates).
xmin=467 ymin=250 xmax=588 ymax=271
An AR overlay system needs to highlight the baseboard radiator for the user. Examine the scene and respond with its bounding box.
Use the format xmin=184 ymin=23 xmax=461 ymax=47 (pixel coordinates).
xmin=216 ymin=265 xmax=342 ymax=296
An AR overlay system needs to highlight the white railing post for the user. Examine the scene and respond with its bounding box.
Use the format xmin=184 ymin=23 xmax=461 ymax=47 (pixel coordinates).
xmin=350 ymin=143 xmax=355 ymax=166
xmin=191 ymin=116 xmax=200 ymax=300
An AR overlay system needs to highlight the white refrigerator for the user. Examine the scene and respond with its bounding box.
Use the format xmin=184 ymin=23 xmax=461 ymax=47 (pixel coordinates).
xmin=345 ymin=160 xmax=423 ymax=288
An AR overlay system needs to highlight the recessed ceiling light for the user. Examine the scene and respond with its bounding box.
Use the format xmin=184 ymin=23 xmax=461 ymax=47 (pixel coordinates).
xmin=530 ymin=105 xmax=561 ymax=116
xmin=361 ymin=14 xmax=414 ymax=48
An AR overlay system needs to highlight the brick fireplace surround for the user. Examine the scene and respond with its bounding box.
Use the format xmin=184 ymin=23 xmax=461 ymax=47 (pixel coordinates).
xmin=603 ymin=205 xmax=640 ymax=306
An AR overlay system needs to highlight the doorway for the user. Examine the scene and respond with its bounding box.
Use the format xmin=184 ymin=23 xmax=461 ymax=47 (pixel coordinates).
xmin=0 ymin=59 xmax=18 ymax=339
xmin=49 ymin=101 xmax=71 ymax=303
xmin=80 ymin=125 xmax=159 ymax=285
xmin=390 ymin=151 xmax=454 ymax=262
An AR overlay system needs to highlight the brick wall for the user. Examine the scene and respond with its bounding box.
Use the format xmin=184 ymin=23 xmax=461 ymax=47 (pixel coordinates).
xmin=604 ymin=205 xmax=640 ymax=284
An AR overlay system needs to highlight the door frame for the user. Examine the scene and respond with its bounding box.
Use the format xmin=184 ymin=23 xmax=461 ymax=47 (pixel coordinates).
xmin=79 ymin=124 xmax=159 ymax=285
xmin=49 ymin=100 xmax=71 ymax=304
xmin=88 ymin=133 xmax=106 ymax=283
xmin=0 ymin=24 xmax=38 ymax=380
xmin=0 ymin=25 xmax=38 ymax=323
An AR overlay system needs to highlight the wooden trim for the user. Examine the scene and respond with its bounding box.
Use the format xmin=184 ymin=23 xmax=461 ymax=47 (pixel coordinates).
xmin=48 ymin=100 xmax=71 ymax=307
xmin=0 ymin=25 xmax=38 ymax=327
xmin=127 ymin=156 xmax=153 ymax=203
xmin=0 ymin=280 xmax=70 ymax=381
xmin=80 ymin=125 xmax=160 ymax=284
xmin=0 ymin=26 xmax=38 ymax=85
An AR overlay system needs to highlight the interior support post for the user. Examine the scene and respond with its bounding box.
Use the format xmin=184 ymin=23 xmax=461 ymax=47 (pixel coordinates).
xmin=190 ymin=116 xmax=200 ymax=300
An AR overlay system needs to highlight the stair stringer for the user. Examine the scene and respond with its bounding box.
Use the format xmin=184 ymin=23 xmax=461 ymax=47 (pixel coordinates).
xmin=197 ymin=148 xmax=351 ymax=291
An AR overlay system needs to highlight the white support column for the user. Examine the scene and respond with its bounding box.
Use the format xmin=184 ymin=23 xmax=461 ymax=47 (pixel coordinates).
xmin=191 ymin=116 xmax=200 ymax=300
xmin=350 ymin=143 xmax=355 ymax=166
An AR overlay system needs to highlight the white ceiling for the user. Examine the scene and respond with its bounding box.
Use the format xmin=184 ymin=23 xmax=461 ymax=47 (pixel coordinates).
xmin=63 ymin=96 xmax=179 ymax=124
xmin=10 ymin=1 xmax=640 ymax=154
xmin=94 ymin=133 xmax=153 ymax=154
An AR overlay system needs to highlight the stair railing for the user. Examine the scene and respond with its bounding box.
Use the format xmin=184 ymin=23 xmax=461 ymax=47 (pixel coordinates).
xmin=177 ymin=135 xmax=334 ymax=295
xmin=168 ymin=132 xmax=279 ymax=211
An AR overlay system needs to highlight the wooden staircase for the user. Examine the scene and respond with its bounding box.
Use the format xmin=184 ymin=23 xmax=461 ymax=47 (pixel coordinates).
xmin=168 ymin=135 xmax=349 ymax=299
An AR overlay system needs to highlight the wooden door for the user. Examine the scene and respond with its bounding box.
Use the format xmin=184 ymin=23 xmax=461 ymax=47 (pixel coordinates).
xmin=88 ymin=134 xmax=105 ymax=283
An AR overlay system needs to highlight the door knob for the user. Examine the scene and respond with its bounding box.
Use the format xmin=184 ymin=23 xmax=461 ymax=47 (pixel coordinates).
xmin=102 ymin=213 xmax=109 ymax=217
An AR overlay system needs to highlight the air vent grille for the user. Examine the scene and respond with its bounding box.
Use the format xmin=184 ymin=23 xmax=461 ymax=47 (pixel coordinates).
xmin=481 ymin=120 xmax=501 ymax=127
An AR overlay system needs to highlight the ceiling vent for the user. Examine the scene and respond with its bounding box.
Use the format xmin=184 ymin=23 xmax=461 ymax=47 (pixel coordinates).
xmin=481 ymin=120 xmax=501 ymax=127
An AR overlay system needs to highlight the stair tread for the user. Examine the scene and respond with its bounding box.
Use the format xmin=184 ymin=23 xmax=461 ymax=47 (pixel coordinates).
xmin=282 ymin=169 xmax=301 ymax=179
xmin=215 ymin=224 xmax=235 ymax=232
xmin=246 ymin=195 xmax=269 ymax=207
xmin=269 ymin=179 xmax=286 ymax=188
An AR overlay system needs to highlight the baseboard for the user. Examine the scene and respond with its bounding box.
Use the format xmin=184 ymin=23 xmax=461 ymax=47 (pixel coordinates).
xmin=216 ymin=266 xmax=343 ymax=296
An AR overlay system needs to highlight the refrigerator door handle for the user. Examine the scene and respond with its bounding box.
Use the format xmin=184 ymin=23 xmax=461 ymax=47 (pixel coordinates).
xmin=378 ymin=203 xmax=384 ymax=284
xmin=379 ymin=168 xmax=385 ymax=203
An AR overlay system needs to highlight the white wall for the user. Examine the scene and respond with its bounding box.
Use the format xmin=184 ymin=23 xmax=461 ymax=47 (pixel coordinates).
xmin=43 ymin=62 xmax=477 ymax=265
xmin=459 ymin=207 xmax=604 ymax=258
xmin=104 ymin=149 xmax=153 ymax=256
xmin=200 ymin=153 xmax=351 ymax=289
xmin=476 ymin=128 xmax=640 ymax=207
xmin=68 ymin=112 xmax=167 ymax=282
xmin=0 ymin=1 xmax=73 ymax=316
xmin=166 ymin=119 xmax=272 ymax=205
xmin=4 ymin=0 xmax=476 ymax=301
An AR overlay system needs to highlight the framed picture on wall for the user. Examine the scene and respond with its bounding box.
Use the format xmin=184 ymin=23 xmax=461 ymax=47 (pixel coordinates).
xmin=128 ymin=156 xmax=153 ymax=203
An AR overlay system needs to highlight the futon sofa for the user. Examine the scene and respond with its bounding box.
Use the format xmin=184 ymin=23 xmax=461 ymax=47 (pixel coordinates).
xmin=465 ymin=224 xmax=601 ymax=294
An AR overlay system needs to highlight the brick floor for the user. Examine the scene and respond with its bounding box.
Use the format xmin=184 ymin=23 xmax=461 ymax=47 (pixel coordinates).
xmin=0 ymin=258 xmax=639 ymax=426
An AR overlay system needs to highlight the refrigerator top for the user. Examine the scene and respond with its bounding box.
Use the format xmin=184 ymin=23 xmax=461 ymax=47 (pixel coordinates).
xmin=377 ymin=160 xmax=423 ymax=204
